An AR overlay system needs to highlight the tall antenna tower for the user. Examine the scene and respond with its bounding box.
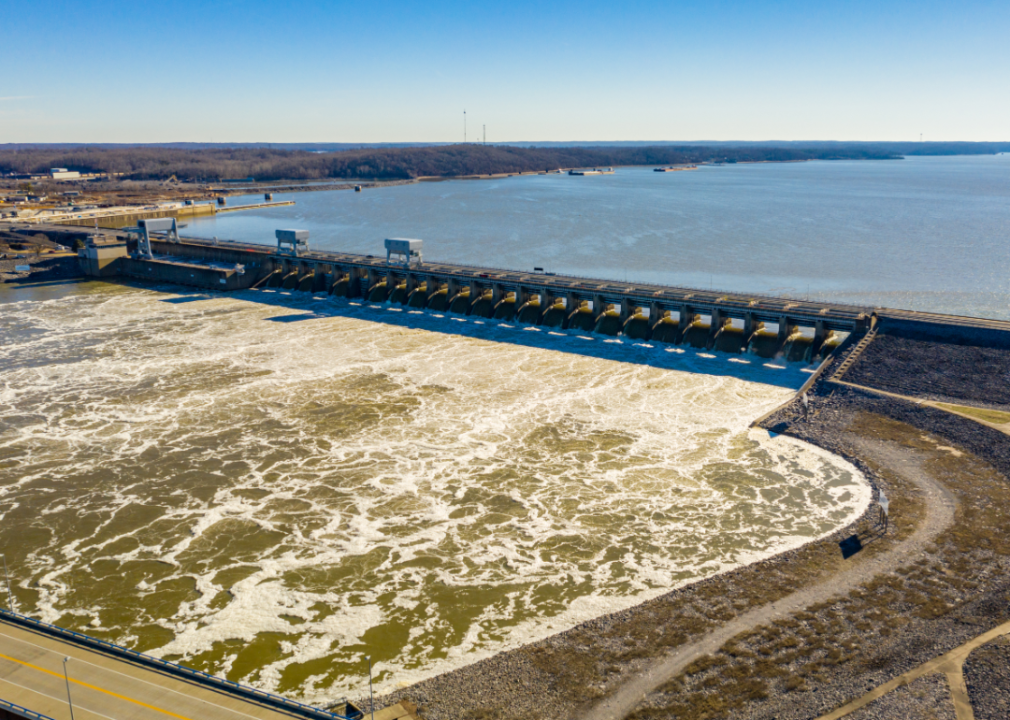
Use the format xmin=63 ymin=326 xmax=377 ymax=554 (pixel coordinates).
xmin=464 ymin=110 xmax=467 ymax=143
xmin=483 ymin=125 xmax=486 ymax=144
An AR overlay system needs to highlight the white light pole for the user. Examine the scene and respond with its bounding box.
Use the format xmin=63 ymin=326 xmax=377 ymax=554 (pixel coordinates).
xmin=63 ymin=657 xmax=76 ymax=720
xmin=1 ymin=554 xmax=14 ymax=613
xmin=366 ymin=656 xmax=374 ymax=720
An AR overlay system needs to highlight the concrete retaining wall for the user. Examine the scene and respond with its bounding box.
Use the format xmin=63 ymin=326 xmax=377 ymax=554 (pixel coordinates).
xmin=119 ymin=257 xmax=255 ymax=291
xmin=878 ymin=316 xmax=1010 ymax=348
xmin=57 ymin=204 xmax=216 ymax=230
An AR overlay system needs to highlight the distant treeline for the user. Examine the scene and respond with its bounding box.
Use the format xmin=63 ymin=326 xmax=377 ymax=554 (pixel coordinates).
xmin=1 ymin=142 xmax=1006 ymax=182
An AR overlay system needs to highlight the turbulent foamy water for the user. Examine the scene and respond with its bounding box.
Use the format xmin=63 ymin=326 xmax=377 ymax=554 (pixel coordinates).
xmin=0 ymin=282 xmax=869 ymax=702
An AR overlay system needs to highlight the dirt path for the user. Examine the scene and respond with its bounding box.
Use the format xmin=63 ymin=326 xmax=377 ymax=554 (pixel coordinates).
xmin=577 ymin=438 xmax=957 ymax=720
xmin=813 ymin=619 xmax=1010 ymax=720
xmin=829 ymin=376 xmax=1010 ymax=437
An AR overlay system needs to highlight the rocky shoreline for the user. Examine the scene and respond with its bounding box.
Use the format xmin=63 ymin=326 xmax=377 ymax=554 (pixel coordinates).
xmin=371 ymin=389 xmax=885 ymax=720
xmin=372 ymin=317 xmax=1010 ymax=720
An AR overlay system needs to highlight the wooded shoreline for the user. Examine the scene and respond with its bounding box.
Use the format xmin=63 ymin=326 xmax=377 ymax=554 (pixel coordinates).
xmin=4 ymin=142 xmax=1007 ymax=183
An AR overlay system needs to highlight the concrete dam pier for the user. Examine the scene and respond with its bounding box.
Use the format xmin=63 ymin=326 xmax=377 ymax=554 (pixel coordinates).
xmin=81 ymin=227 xmax=874 ymax=362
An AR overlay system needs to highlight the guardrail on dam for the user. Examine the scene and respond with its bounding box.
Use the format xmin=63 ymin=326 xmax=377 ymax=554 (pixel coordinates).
xmin=0 ymin=607 xmax=365 ymax=720
xmin=81 ymin=231 xmax=875 ymax=362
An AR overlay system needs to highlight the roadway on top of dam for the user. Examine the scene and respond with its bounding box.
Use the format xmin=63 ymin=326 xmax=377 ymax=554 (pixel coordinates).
xmin=0 ymin=613 xmax=360 ymax=720
xmin=168 ymin=236 xmax=873 ymax=332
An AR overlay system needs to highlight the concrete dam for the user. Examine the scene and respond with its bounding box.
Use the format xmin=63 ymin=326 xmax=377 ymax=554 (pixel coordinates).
xmin=81 ymin=223 xmax=873 ymax=362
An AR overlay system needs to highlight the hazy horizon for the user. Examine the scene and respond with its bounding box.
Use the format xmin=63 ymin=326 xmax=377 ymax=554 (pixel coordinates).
xmin=3 ymin=140 xmax=1008 ymax=149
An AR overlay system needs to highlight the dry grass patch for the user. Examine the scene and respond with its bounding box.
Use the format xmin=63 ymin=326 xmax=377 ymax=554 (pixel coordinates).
xmin=934 ymin=402 xmax=1010 ymax=425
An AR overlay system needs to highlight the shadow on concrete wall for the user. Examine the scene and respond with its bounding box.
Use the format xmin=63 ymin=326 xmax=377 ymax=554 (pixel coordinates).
xmin=138 ymin=282 xmax=816 ymax=389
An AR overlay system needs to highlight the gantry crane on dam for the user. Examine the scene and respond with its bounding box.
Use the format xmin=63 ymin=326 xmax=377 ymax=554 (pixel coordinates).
xmin=82 ymin=227 xmax=874 ymax=362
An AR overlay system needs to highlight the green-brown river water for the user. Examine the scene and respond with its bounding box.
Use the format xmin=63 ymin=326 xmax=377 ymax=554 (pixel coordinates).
xmin=0 ymin=281 xmax=869 ymax=702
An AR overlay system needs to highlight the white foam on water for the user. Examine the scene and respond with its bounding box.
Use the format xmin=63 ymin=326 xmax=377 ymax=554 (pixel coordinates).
xmin=0 ymin=286 xmax=871 ymax=702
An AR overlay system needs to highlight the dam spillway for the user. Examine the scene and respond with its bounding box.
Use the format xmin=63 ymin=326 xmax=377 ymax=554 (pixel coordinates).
xmin=82 ymin=231 xmax=874 ymax=362
xmin=0 ymin=276 xmax=872 ymax=700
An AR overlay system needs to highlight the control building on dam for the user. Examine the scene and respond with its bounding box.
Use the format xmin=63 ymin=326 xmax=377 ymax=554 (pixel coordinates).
xmin=80 ymin=222 xmax=874 ymax=363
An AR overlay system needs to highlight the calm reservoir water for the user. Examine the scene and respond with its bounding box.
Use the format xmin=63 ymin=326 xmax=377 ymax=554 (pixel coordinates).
xmin=187 ymin=154 xmax=1010 ymax=319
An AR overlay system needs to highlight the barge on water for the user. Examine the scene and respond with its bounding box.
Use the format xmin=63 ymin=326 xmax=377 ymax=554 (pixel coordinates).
xmin=568 ymin=167 xmax=615 ymax=175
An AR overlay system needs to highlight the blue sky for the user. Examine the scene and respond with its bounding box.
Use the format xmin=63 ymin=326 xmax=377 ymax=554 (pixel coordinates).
xmin=2 ymin=0 xmax=1007 ymax=142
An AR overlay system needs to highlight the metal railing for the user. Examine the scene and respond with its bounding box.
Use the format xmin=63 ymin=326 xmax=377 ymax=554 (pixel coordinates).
xmin=0 ymin=698 xmax=57 ymax=720
xmin=168 ymin=236 xmax=873 ymax=316
xmin=0 ymin=609 xmax=362 ymax=720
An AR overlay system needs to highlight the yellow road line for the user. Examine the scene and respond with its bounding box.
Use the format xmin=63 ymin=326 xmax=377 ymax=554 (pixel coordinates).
xmin=0 ymin=632 xmax=264 ymax=720
xmin=0 ymin=652 xmax=195 ymax=720
xmin=0 ymin=674 xmax=120 ymax=720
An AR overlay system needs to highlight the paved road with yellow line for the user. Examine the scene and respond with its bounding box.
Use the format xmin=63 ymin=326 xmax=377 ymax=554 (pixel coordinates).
xmin=0 ymin=620 xmax=320 ymax=720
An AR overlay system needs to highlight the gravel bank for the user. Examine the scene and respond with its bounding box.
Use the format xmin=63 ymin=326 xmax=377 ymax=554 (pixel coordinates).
xmin=766 ymin=319 xmax=1010 ymax=483
xmin=376 ymin=318 xmax=1010 ymax=720
xmin=375 ymin=473 xmax=883 ymax=720
xmin=963 ymin=636 xmax=1010 ymax=720
xmin=845 ymin=319 xmax=1010 ymax=409
xmin=846 ymin=673 xmax=955 ymax=720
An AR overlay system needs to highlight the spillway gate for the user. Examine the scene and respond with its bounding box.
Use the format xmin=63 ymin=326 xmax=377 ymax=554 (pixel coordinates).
xmin=82 ymin=233 xmax=875 ymax=362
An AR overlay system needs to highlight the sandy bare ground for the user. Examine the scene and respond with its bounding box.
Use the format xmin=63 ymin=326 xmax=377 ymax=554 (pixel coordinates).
xmin=577 ymin=438 xmax=956 ymax=720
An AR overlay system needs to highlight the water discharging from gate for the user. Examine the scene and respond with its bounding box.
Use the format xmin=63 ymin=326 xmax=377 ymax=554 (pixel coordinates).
xmin=0 ymin=283 xmax=870 ymax=701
